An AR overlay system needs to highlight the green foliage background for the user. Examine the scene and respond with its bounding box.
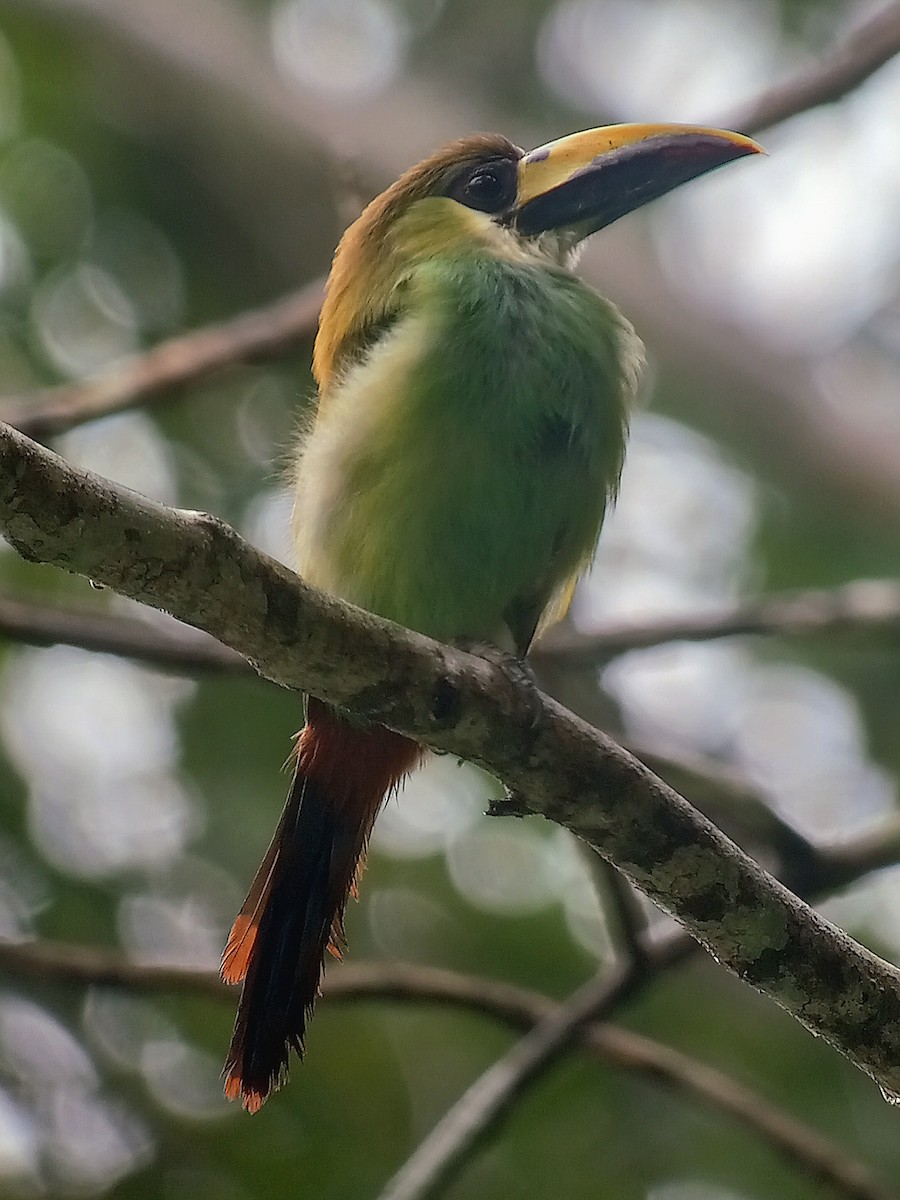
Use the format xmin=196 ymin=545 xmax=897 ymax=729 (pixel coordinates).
xmin=0 ymin=1 xmax=898 ymax=1198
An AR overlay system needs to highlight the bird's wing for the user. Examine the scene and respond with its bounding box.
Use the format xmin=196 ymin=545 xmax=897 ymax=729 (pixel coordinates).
xmin=504 ymin=571 xmax=579 ymax=656
xmin=315 ymin=308 xmax=403 ymax=417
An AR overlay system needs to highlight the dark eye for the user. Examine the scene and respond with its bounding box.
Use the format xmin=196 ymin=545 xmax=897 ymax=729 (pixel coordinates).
xmin=449 ymin=159 xmax=517 ymax=215
xmin=465 ymin=169 xmax=506 ymax=210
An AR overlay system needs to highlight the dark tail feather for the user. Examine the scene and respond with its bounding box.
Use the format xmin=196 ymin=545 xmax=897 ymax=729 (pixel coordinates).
xmin=222 ymin=700 xmax=420 ymax=1111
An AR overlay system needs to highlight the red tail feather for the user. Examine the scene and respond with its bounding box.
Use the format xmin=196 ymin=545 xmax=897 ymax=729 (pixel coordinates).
xmin=222 ymin=699 xmax=421 ymax=1110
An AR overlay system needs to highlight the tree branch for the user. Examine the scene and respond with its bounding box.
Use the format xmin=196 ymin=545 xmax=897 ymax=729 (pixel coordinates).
xmin=2 ymin=280 xmax=323 ymax=440
xmin=595 ymin=1029 xmax=898 ymax=1200
xmin=367 ymin=960 xmax=899 ymax=1200
xmin=0 ymin=941 xmax=893 ymax=1200
xmin=0 ymin=593 xmax=249 ymax=673
xmin=0 ymin=937 xmax=230 ymax=998
xmin=588 ymin=852 xmax=650 ymax=968
xmin=815 ymin=816 xmax=900 ymax=893
xmin=727 ymin=3 xmax=900 ymax=135
xmin=376 ymin=961 xmax=639 ymax=1200
xmin=534 ymin=579 xmax=900 ymax=666
xmin=3 ymin=421 xmax=900 ymax=1099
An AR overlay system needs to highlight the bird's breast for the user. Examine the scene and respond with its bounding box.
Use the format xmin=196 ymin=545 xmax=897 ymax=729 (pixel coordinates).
xmin=292 ymin=255 xmax=640 ymax=642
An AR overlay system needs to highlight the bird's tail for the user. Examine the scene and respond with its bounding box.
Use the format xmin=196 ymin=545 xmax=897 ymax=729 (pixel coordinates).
xmin=222 ymin=697 xmax=421 ymax=1111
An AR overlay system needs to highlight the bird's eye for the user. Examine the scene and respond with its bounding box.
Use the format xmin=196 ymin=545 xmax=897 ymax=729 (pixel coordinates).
xmin=465 ymin=169 xmax=505 ymax=210
xmin=449 ymin=159 xmax=517 ymax=215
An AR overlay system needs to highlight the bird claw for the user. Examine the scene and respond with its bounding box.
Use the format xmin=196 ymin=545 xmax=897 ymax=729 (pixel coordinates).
xmin=455 ymin=639 xmax=543 ymax=734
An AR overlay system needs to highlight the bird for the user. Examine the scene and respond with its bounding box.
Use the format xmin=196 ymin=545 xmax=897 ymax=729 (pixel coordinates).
xmin=221 ymin=122 xmax=762 ymax=1110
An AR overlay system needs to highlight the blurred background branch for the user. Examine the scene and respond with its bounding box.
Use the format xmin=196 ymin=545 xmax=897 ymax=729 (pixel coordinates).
xmin=0 ymin=942 xmax=894 ymax=1200
xmin=535 ymin=579 xmax=900 ymax=666
xmin=0 ymin=593 xmax=250 ymax=673
xmin=376 ymin=960 xmax=640 ymax=1200
xmin=2 ymin=279 xmax=324 ymax=439
xmin=2 ymin=577 xmax=899 ymax=676
xmin=725 ymin=2 xmax=900 ymax=132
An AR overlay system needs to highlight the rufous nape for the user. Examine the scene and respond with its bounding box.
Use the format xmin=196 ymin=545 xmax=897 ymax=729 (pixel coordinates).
xmin=221 ymin=122 xmax=762 ymax=1110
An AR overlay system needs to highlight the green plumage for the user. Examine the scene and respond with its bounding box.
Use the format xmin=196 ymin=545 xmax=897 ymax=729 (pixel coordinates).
xmin=293 ymin=251 xmax=641 ymax=650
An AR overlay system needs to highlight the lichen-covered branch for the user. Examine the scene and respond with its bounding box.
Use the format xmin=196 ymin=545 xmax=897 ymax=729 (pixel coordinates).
xmin=3 ymin=418 xmax=900 ymax=1099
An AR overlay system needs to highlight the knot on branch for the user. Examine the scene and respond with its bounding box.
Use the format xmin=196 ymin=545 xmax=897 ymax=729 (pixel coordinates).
xmin=430 ymin=672 xmax=462 ymax=730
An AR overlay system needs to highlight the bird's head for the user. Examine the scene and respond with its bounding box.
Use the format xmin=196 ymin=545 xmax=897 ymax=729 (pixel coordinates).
xmin=314 ymin=123 xmax=762 ymax=387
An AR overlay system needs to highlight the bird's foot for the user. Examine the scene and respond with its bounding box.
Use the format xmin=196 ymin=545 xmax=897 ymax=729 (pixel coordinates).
xmin=454 ymin=640 xmax=540 ymax=821
xmin=454 ymin=639 xmax=543 ymax=734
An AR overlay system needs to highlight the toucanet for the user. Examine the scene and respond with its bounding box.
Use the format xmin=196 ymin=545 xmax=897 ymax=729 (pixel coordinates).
xmin=222 ymin=122 xmax=762 ymax=1109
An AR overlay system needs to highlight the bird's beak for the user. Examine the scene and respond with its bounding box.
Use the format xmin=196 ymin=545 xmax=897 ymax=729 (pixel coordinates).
xmin=512 ymin=123 xmax=763 ymax=239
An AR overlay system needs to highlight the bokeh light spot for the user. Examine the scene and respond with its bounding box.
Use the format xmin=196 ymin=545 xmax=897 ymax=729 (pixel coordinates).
xmin=372 ymin=756 xmax=484 ymax=859
xmin=32 ymin=261 xmax=138 ymax=378
xmin=90 ymin=208 xmax=185 ymax=335
xmin=140 ymin=1040 xmax=231 ymax=1121
xmin=536 ymin=0 xmax=782 ymax=118
xmin=447 ymin=822 xmax=556 ymax=916
xmin=1 ymin=647 xmax=196 ymax=878
xmin=0 ymin=139 xmax=92 ymax=262
xmin=0 ymin=997 xmax=96 ymax=1090
xmin=59 ymin=411 xmax=178 ymax=503
xmin=242 ymin=484 xmax=296 ymax=567
xmin=271 ymin=0 xmax=408 ymax=99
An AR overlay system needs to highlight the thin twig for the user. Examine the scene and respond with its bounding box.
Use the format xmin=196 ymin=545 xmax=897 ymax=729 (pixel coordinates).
xmin=360 ymin=960 xmax=898 ymax=1200
xmin=727 ymin=3 xmax=900 ymax=135
xmin=2 ymin=279 xmax=324 ymax=440
xmin=0 ymin=943 xmax=892 ymax=1200
xmin=594 ymin=1029 xmax=898 ymax=1200
xmin=534 ymin=579 xmax=900 ymax=667
xmin=0 ymin=930 xmax=686 ymax=1002
xmin=375 ymin=961 xmax=638 ymax=1200
xmin=815 ymin=815 xmax=900 ymax=893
